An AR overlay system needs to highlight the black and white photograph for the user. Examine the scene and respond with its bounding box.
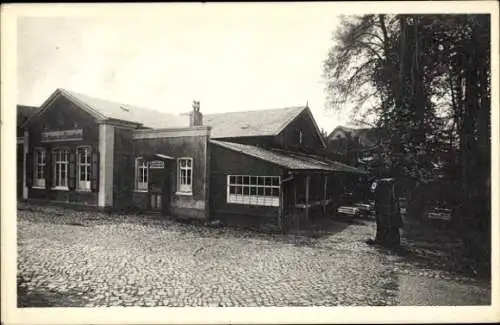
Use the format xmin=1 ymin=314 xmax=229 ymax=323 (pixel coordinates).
xmin=1 ymin=1 xmax=499 ymax=324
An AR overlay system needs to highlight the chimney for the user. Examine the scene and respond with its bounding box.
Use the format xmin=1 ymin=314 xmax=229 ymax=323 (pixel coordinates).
xmin=189 ymin=100 xmax=203 ymax=127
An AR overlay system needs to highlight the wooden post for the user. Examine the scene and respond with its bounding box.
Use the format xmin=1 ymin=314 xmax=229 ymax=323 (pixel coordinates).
xmin=294 ymin=177 xmax=298 ymax=230
xmin=305 ymin=175 xmax=310 ymax=226
xmin=278 ymin=178 xmax=284 ymax=231
xmin=322 ymin=174 xmax=328 ymax=215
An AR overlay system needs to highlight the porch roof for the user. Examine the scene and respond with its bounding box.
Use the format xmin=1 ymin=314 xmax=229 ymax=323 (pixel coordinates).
xmin=210 ymin=140 xmax=368 ymax=174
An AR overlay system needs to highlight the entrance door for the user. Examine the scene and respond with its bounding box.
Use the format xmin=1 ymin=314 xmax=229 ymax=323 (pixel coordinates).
xmin=148 ymin=160 xmax=170 ymax=214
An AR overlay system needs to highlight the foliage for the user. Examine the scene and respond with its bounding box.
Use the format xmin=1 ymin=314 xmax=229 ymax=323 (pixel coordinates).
xmin=323 ymin=14 xmax=491 ymax=233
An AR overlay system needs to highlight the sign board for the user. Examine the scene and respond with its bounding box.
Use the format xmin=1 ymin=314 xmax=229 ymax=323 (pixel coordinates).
xmin=41 ymin=129 xmax=83 ymax=143
xmin=150 ymin=160 xmax=165 ymax=169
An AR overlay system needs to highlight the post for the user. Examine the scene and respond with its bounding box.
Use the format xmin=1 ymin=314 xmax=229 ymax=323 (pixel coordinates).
xmin=294 ymin=177 xmax=298 ymax=230
xmin=22 ymin=131 xmax=29 ymax=199
xmin=278 ymin=178 xmax=284 ymax=231
xmin=98 ymin=123 xmax=115 ymax=208
xmin=305 ymin=175 xmax=310 ymax=226
xmin=322 ymin=174 xmax=328 ymax=215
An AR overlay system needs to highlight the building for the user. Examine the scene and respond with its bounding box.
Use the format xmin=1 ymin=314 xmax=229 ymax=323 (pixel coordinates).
xmin=18 ymin=88 xmax=367 ymax=231
xmin=327 ymin=125 xmax=377 ymax=148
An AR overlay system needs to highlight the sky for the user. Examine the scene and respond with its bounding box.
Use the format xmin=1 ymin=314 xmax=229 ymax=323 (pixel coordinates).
xmin=17 ymin=4 xmax=352 ymax=132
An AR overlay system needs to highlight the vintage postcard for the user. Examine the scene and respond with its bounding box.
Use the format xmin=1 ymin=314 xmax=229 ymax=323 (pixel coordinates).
xmin=1 ymin=1 xmax=499 ymax=324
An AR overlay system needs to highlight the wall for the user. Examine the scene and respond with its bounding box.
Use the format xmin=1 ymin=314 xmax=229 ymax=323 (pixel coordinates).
xmin=211 ymin=109 xmax=324 ymax=154
xmin=17 ymin=143 xmax=24 ymax=198
xmin=210 ymin=143 xmax=285 ymax=228
xmin=113 ymin=127 xmax=135 ymax=210
xmin=26 ymin=95 xmax=99 ymax=205
xmin=131 ymin=129 xmax=210 ymax=219
xmin=211 ymin=136 xmax=275 ymax=148
xmin=275 ymin=109 xmax=325 ymax=153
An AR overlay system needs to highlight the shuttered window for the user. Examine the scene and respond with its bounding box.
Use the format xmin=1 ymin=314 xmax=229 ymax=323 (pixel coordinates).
xmin=77 ymin=147 xmax=92 ymax=191
xmin=52 ymin=149 xmax=69 ymax=189
xmin=33 ymin=148 xmax=46 ymax=188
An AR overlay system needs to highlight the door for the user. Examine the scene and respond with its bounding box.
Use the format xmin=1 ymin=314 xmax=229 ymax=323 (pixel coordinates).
xmin=148 ymin=159 xmax=170 ymax=214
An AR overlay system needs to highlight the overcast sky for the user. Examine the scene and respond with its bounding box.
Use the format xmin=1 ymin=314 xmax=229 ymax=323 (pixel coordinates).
xmin=17 ymin=4 xmax=352 ymax=132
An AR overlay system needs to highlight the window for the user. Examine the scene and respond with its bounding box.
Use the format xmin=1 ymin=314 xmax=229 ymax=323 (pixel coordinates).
xmin=178 ymin=158 xmax=192 ymax=193
xmin=33 ymin=148 xmax=46 ymax=188
xmin=52 ymin=149 xmax=69 ymax=189
xmin=227 ymin=175 xmax=280 ymax=207
xmin=135 ymin=157 xmax=149 ymax=192
xmin=77 ymin=147 xmax=91 ymax=191
xmin=298 ymin=129 xmax=303 ymax=145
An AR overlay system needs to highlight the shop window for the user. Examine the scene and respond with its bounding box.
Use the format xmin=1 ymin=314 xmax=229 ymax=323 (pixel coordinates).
xmin=135 ymin=157 xmax=149 ymax=192
xmin=77 ymin=146 xmax=91 ymax=191
xmin=177 ymin=158 xmax=192 ymax=194
xmin=33 ymin=148 xmax=46 ymax=188
xmin=52 ymin=149 xmax=69 ymax=189
xmin=227 ymin=175 xmax=280 ymax=207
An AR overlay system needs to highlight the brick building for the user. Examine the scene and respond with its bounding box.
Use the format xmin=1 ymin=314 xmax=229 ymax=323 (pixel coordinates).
xmin=18 ymin=88 xmax=367 ymax=230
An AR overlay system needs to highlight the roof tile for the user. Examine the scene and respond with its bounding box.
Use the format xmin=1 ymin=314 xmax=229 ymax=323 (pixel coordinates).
xmin=204 ymin=106 xmax=305 ymax=138
xmin=60 ymin=89 xmax=189 ymax=129
xmin=210 ymin=140 xmax=367 ymax=174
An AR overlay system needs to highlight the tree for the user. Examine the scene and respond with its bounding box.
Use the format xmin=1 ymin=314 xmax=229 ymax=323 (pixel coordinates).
xmin=324 ymin=15 xmax=491 ymax=266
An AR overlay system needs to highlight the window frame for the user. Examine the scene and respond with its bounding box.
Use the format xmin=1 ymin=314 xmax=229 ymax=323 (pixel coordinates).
xmin=33 ymin=147 xmax=47 ymax=189
xmin=135 ymin=157 xmax=149 ymax=192
xmin=226 ymin=175 xmax=281 ymax=207
xmin=177 ymin=157 xmax=193 ymax=195
xmin=52 ymin=148 xmax=69 ymax=190
xmin=76 ymin=146 xmax=92 ymax=192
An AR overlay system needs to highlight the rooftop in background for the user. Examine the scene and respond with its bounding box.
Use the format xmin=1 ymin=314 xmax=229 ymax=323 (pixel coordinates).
xmin=327 ymin=125 xmax=378 ymax=148
xmin=17 ymin=105 xmax=39 ymax=129
xmin=211 ymin=139 xmax=367 ymax=174
xmin=204 ymin=106 xmax=306 ymax=139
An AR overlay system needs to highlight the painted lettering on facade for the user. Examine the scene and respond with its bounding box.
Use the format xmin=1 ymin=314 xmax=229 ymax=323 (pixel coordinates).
xmin=41 ymin=129 xmax=83 ymax=143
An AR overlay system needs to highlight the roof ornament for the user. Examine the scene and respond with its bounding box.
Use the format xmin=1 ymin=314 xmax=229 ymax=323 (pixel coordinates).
xmin=192 ymin=100 xmax=200 ymax=112
xmin=305 ymin=100 xmax=309 ymax=108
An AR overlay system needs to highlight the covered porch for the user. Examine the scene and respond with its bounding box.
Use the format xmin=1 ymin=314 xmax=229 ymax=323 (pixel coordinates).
xmin=275 ymin=151 xmax=369 ymax=232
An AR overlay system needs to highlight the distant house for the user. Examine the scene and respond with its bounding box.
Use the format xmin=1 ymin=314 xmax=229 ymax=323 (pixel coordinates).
xmin=327 ymin=126 xmax=377 ymax=148
xmin=17 ymin=88 xmax=367 ymax=231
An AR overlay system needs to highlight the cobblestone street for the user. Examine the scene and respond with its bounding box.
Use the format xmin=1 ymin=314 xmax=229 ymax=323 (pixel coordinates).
xmin=17 ymin=204 xmax=491 ymax=307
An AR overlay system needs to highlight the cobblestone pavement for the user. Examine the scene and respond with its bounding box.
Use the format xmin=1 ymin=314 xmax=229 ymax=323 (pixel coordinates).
xmin=17 ymin=204 xmax=491 ymax=307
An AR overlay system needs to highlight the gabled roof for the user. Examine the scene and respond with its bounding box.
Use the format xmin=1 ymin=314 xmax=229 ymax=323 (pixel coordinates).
xmin=210 ymin=140 xmax=367 ymax=174
xmin=23 ymin=88 xmax=189 ymax=129
xmin=204 ymin=106 xmax=304 ymax=138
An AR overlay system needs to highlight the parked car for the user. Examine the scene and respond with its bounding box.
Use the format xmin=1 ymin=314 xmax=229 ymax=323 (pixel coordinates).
xmin=336 ymin=205 xmax=363 ymax=218
xmin=336 ymin=200 xmax=374 ymax=219
xmin=427 ymin=207 xmax=452 ymax=221
xmin=426 ymin=198 xmax=454 ymax=222
xmin=354 ymin=201 xmax=375 ymax=218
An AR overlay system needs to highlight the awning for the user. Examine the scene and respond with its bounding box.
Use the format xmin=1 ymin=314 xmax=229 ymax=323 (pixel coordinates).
xmin=140 ymin=153 xmax=175 ymax=161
